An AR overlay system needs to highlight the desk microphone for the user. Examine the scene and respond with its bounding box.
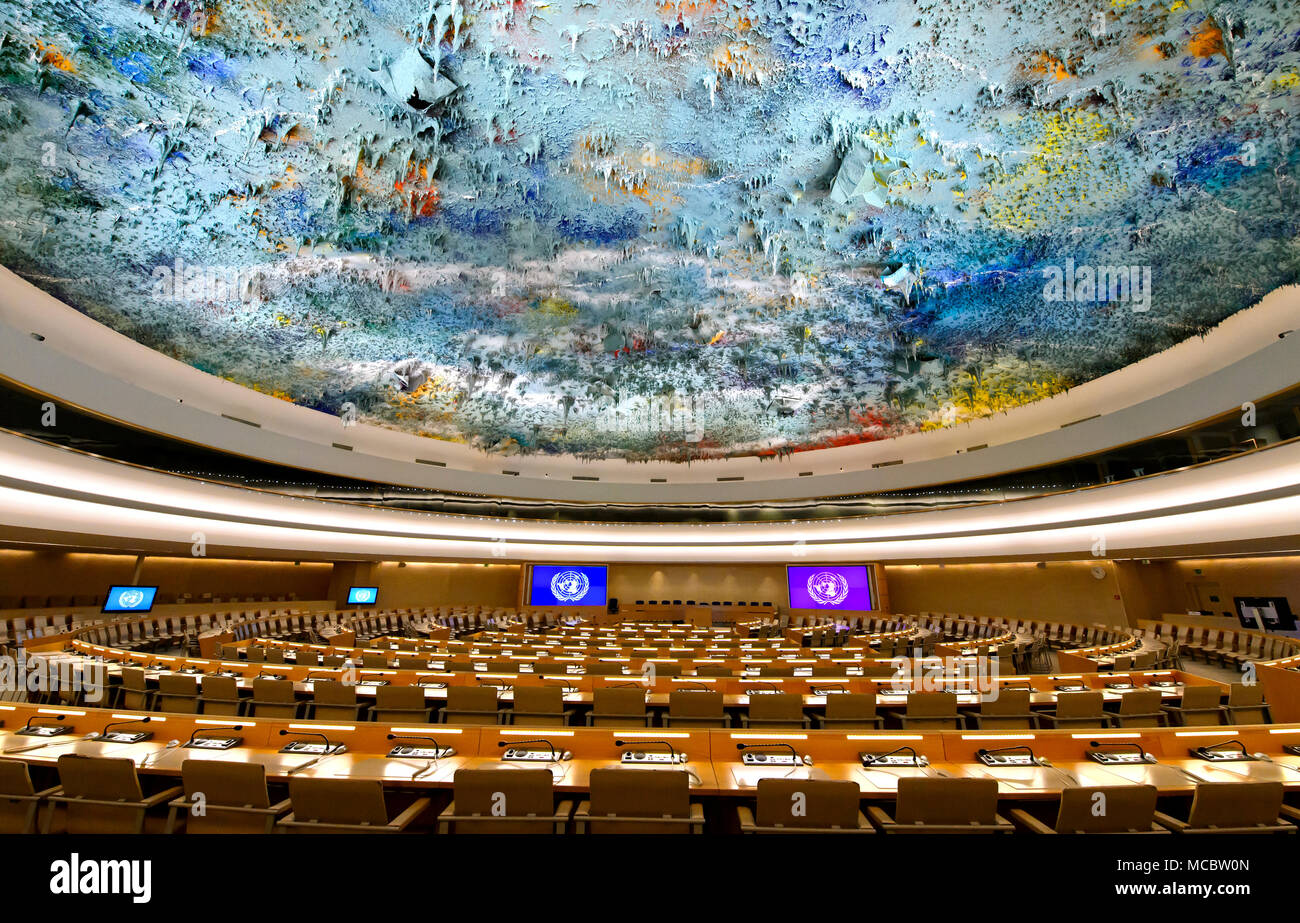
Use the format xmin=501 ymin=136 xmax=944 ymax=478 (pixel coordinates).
xmin=675 ymin=682 xmax=713 ymax=691
xmin=497 ymin=738 xmax=570 ymax=761
xmin=615 ymin=739 xmax=682 ymax=763
xmin=735 ymin=742 xmax=809 ymax=765
xmin=810 ymin=683 xmax=847 ymax=696
xmin=18 ymin=714 xmax=65 ymax=733
xmin=862 ymin=746 xmax=921 ymax=766
xmin=186 ymin=725 xmax=244 ymax=746
xmin=3 ymin=715 xmax=70 ymax=753
xmin=976 ymin=744 xmax=1039 ymax=764
xmin=88 ymin=717 xmax=153 ymax=740
xmin=1088 ymin=740 xmax=1150 ymax=761
xmin=745 ymin=681 xmax=780 ymax=694
xmin=386 ymin=734 xmax=454 ymax=757
xmin=1198 ymin=739 xmax=1248 ymax=756
xmin=278 ymin=729 xmax=343 ymax=770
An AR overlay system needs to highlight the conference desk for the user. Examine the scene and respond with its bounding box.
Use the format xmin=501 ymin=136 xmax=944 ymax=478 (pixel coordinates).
xmin=4 ymin=702 xmax=1296 ymax=801
xmin=40 ymin=650 xmax=1226 ymax=717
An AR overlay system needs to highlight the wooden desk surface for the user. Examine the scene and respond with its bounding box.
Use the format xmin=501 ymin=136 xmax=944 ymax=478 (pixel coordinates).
xmin=3 ymin=703 xmax=1295 ymax=801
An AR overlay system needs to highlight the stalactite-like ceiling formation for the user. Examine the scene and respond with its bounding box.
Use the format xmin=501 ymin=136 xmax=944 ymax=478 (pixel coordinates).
xmin=1 ymin=1 xmax=1297 ymax=462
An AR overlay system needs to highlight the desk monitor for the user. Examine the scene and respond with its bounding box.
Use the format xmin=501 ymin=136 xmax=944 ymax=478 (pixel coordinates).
xmin=529 ymin=565 xmax=608 ymax=607
xmin=786 ymin=565 xmax=872 ymax=611
xmin=102 ymin=586 xmax=159 ymax=613
xmin=347 ymin=586 xmax=379 ymax=605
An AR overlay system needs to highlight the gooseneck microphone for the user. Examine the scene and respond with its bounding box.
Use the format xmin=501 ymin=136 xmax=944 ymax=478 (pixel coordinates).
xmin=90 ymin=716 xmax=153 ymax=739
xmin=615 ymin=739 xmax=680 ymax=762
xmin=1200 ymin=739 xmax=1248 ymax=756
xmin=186 ymin=725 xmax=244 ymax=746
xmin=497 ymin=738 xmax=564 ymax=761
xmin=4 ymin=714 xmax=69 ymax=753
xmin=976 ymin=744 xmax=1038 ymax=763
xmin=386 ymin=734 xmax=452 ymax=756
xmin=862 ymin=746 xmax=921 ymax=766
xmin=278 ymin=728 xmax=344 ymax=774
xmin=1089 ymin=740 xmax=1149 ymax=761
xmin=736 ymin=741 xmax=804 ymax=764
xmin=19 ymin=714 xmax=66 ymax=732
xmin=387 ymin=734 xmax=451 ymax=777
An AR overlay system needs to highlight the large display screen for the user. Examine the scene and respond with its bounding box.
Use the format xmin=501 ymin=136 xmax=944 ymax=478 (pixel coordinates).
xmin=102 ymin=586 xmax=159 ymax=613
xmin=529 ymin=565 xmax=608 ymax=607
xmin=786 ymin=565 xmax=872 ymax=611
xmin=347 ymin=586 xmax=379 ymax=605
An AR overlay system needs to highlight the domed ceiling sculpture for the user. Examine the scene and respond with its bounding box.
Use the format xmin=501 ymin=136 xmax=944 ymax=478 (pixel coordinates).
xmin=0 ymin=1 xmax=1297 ymax=462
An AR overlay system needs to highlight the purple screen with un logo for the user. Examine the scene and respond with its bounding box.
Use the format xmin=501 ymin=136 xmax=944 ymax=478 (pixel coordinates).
xmin=786 ymin=566 xmax=872 ymax=610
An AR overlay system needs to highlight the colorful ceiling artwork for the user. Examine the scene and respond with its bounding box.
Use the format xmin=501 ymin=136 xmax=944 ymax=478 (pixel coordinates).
xmin=0 ymin=1 xmax=1297 ymax=463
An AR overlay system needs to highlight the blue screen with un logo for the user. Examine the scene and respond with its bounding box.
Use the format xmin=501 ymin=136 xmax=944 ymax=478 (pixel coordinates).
xmin=529 ymin=565 xmax=608 ymax=606
xmin=347 ymin=586 xmax=379 ymax=605
xmin=102 ymin=586 xmax=158 ymax=613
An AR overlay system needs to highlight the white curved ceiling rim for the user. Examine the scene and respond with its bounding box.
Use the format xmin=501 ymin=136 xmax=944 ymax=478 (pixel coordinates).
xmin=1 ymin=429 xmax=1298 ymax=562
xmin=1 ymin=268 xmax=1297 ymax=502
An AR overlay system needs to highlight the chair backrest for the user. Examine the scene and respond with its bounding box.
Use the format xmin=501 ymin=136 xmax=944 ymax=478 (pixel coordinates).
xmin=202 ymin=675 xmax=240 ymax=699
xmin=56 ymin=755 xmax=143 ymax=802
xmin=1117 ymin=690 xmax=1163 ymax=715
xmin=1186 ymin=782 xmax=1284 ymax=829
xmin=0 ymin=759 xmax=35 ymax=797
xmin=894 ymin=777 xmax=1000 ymax=826
xmin=288 ymin=778 xmax=390 ymax=826
xmin=588 ymin=767 xmax=688 ymax=818
xmin=182 ymin=759 xmax=270 ymax=809
xmin=748 ymin=692 xmax=804 ymax=722
xmin=1179 ymin=685 xmax=1223 ymax=709
xmin=120 ymin=666 xmax=149 ymax=692
xmin=1055 ymin=785 xmax=1157 ymax=833
xmin=669 ymin=690 xmax=724 ymax=718
xmin=972 ymin=684 xmax=1023 ymax=711
xmin=592 ymin=688 xmax=647 ymax=717
xmin=513 ymin=685 xmax=563 ymax=715
xmin=376 ymin=684 xmax=428 ymax=710
xmin=906 ymin=692 xmax=958 ymax=717
xmin=1056 ymin=691 xmax=1105 ymax=718
xmin=1227 ymin=683 xmax=1264 ymax=707
xmin=445 ymin=686 xmax=498 ymax=712
xmin=755 ymin=778 xmax=861 ymax=830
xmin=252 ymin=678 xmax=296 ymax=703
xmin=824 ymin=693 xmax=878 ymax=723
xmin=314 ymin=680 xmax=357 ymax=706
xmin=157 ymin=673 xmax=200 ymax=711
xmin=453 ymin=768 xmax=553 ymax=819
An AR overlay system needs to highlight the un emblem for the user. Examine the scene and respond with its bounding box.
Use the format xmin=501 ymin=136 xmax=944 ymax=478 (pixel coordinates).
xmin=806 ymin=572 xmax=849 ymax=606
xmin=354 ymin=588 xmax=374 ymax=603
xmin=118 ymin=589 xmax=145 ymax=609
xmin=550 ymin=570 xmax=590 ymax=603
